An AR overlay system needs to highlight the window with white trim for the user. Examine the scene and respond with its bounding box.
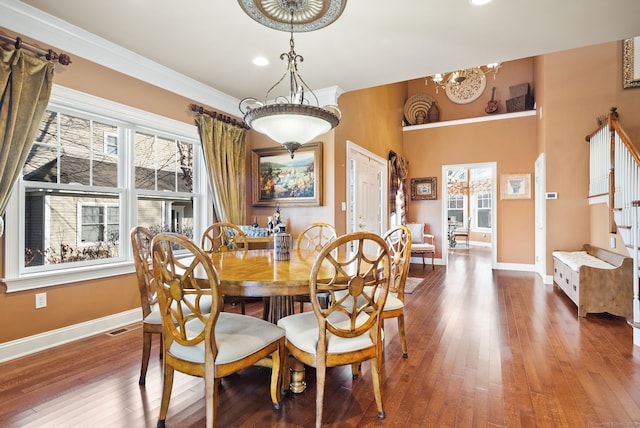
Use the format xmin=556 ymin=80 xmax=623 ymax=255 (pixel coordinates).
xmin=447 ymin=195 xmax=465 ymax=224
xmin=5 ymin=86 xmax=206 ymax=291
xmin=475 ymin=192 xmax=492 ymax=229
xmin=104 ymin=132 xmax=118 ymax=156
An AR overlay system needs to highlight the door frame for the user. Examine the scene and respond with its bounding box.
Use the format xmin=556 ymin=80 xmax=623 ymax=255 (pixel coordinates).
xmin=535 ymin=153 xmax=547 ymax=282
xmin=441 ymin=162 xmax=497 ymax=268
xmin=346 ymin=140 xmax=388 ymax=236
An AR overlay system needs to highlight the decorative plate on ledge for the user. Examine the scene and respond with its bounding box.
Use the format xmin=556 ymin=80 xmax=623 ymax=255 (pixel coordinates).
xmin=445 ymin=68 xmax=487 ymax=104
xmin=404 ymin=93 xmax=436 ymax=125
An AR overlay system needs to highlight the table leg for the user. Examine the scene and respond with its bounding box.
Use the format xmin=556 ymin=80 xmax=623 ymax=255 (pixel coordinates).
xmin=289 ymin=358 xmax=306 ymax=393
xmin=266 ymin=296 xmax=294 ymax=324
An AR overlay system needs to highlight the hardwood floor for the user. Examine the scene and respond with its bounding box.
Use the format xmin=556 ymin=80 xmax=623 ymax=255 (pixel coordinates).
xmin=2 ymin=246 xmax=640 ymax=427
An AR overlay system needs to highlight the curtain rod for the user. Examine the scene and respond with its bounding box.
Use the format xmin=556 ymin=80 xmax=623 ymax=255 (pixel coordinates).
xmin=0 ymin=34 xmax=72 ymax=65
xmin=190 ymin=104 xmax=249 ymax=130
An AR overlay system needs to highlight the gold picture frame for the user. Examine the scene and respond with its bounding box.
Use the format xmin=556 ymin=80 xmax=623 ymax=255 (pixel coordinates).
xmin=623 ymin=37 xmax=640 ymax=89
xmin=410 ymin=177 xmax=437 ymax=200
xmin=500 ymin=174 xmax=531 ymax=200
xmin=251 ymin=142 xmax=322 ymax=207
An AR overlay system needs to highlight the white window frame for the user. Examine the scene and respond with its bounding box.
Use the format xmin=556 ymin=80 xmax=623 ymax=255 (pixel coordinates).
xmin=474 ymin=192 xmax=492 ymax=231
xmin=77 ymin=202 xmax=119 ymax=247
xmin=447 ymin=194 xmax=467 ymax=224
xmin=104 ymin=131 xmax=118 ymax=156
xmin=3 ymin=85 xmax=206 ymax=292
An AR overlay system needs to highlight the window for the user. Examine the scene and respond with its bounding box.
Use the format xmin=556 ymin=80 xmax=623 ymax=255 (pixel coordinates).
xmin=5 ymin=86 xmax=205 ymax=291
xmin=475 ymin=192 xmax=492 ymax=229
xmin=447 ymin=195 xmax=465 ymax=224
xmin=104 ymin=132 xmax=118 ymax=156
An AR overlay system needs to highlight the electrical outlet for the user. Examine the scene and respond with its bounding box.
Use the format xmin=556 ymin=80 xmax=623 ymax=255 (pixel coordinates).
xmin=35 ymin=292 xmax=47 ymax=309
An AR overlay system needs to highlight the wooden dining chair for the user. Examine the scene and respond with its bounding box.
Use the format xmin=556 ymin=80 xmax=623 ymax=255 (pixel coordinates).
xmin=201 ymin=222 xmax=251 ymax=314
xmin=152 ymin=233 xmax=285 ymax=428
xmin=293 ymin=222 xmax=337 ymax=312
xmin=131 ymin=226 xmax=213 ymax=386
xmin=277 ymin=231 xmax=391 ymax=427
xmin=382 ymin=225 xmax=412 ymax=358
xmin=130 ymin=226 xmax=161 ymax=386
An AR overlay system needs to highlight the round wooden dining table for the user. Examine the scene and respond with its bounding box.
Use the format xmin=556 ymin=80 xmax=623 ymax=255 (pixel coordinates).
xmin=209 ymin=248 xmax=317 ymax=297
xmin=206 ymin=247 xmax=326 ymax=393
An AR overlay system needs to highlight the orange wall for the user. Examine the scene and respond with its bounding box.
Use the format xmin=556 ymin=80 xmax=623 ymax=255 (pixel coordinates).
xmin=332 ymin=83 xmax=407 ymax=234
xmin=403 ymin=116 xmax=537 ymax=264
xmin=403 ymin=57 xmax=537 ymax=264
xmin=2 ymin=28 xmax=640 ymax=344
xmin=540 ymin=40 xmax=640 ymax=271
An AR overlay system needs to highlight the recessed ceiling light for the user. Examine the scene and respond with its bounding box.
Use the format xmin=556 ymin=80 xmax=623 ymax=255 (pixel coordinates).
xmin=252 ymin=56 xmax=269 ymax=66
xmin=470 ymin=0 xmax=492 ymax=5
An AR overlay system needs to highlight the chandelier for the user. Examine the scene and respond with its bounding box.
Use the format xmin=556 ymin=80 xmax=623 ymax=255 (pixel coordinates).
xmin=426 ymin=63 xmax=502 ymax=93
xmin=238 ymin=1 xmax=345 ymax=158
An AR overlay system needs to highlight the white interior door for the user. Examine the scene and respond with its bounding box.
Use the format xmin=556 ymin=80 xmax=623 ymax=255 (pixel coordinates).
xmin=346 ymin=141 xmax=387 ymax=245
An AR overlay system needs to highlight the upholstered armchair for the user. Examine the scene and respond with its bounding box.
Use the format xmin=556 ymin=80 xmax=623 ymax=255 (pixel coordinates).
xmin=406 ymin=223 xmax=435 ymax=269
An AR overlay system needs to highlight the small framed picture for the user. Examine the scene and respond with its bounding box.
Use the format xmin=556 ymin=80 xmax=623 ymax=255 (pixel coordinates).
xmin=411 ymin=177 xmax=437 ymax=200
xmin=500 ymin=173 xmax=531 ymax=200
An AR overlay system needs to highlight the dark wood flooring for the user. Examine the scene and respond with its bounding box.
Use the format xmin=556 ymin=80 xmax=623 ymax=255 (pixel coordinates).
xmin=1 ymin=246 xmax=640 ymax=427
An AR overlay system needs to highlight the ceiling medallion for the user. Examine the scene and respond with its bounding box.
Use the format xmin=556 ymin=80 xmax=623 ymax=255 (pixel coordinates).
xmin=237 ymin=0 xmax=347 ymax=32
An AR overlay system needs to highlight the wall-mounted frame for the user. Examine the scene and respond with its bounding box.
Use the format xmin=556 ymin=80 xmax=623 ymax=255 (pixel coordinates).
xmin=623 ymin=37 xmax=640 ymax=89
xmin=500 ymin=173 xmax=531 ymax=200
xmin=411 ymin=177 xmax=437 ymax=200
xmin=251 ymin=142 xmax=322 ymax=207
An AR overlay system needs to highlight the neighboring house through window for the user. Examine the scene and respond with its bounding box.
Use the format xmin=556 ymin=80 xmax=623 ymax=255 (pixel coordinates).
xmin=5 ymin=86 xmax=207 ymax=291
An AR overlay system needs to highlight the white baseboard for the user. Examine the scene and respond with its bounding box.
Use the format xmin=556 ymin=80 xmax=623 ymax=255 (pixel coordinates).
xmin=494 ymin=262 xmax=536 ymax=272
xmin=0 ymin=309 xmax=141 ymax=363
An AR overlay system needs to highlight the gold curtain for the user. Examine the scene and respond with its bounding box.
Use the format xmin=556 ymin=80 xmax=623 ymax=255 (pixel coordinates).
xmin=194 ymin=114 xmax=246 ymax=224
xmin=0 ymin=47 xmax=54 ymax=234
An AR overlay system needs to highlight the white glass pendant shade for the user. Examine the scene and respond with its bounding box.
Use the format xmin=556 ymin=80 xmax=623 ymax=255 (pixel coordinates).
xmin=246 ymin=104 xmax=338 ymax=146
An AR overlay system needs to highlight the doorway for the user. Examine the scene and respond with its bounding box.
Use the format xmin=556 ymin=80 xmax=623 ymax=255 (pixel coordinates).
xmin=442 ymin=162 xmax=497 ymax=268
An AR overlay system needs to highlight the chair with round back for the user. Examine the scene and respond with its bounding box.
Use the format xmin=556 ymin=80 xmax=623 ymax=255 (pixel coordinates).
xmin=152 ymin=233 xmax=285 ymax=428
xmin=382 ymin=224 xmax=412 ymax=358
xmin=293 ymin=222 xmax=337 ymax=312
xmin=130 ymin=226 xmax=161 ymax=386
xmin=277 ymin=231 xmax=391 ymax=427
xmin=201 ymin=222 xmax=250 ymax=314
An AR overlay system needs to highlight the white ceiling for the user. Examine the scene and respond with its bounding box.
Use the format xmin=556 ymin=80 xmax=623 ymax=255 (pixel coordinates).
xmin=4 ymin=0 xmax=640 ymax=115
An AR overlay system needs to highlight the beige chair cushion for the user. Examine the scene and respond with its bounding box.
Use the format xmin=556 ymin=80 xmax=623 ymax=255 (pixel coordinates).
xmin=169 ymin=312 xmax=285 ymax=364
xmin=277 ymin=311 xmax=375 ymax=354
xmin=411 ymin=242 xmax=435 ymax=252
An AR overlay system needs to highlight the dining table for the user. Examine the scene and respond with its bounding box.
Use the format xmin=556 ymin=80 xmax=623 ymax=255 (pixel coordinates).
xmin=202 ymin=247 xmax=328 ymax=393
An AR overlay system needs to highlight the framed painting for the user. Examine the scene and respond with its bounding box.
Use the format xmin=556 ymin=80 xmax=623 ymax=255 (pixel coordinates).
xmin=410 ymin=177 xmax=437 ymax=200
xmin=251 ymin=142 xmax=323 ymax=207
xmin=500 ymin=173 xmax=531 ymax=200
xmin=623 ymin=37 xmax=640 ymax=89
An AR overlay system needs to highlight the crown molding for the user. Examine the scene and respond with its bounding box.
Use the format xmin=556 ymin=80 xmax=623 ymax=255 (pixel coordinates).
xmin=0 ymin=0 xmax=240 ymax=115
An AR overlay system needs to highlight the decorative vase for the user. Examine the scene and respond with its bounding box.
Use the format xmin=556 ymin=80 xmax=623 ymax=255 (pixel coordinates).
xmin=274 ymin=228 xmax=291 ymax=261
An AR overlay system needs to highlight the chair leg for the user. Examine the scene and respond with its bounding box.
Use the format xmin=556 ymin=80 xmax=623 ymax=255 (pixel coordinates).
xmin=204 ymin=361 xmax=216 ymax=428
xmin=351 ymin=362 xmax=361 ymax=379
xmin=431 ymin=252 xmax=435 ymax=270
xmin=157 ymin=364 xmax=175 ymax=428
xmin=315 ymin=361 xmax=327 ymax=428
xmin=371 ymin=356 xmax=386 ymax=420
xmin=398 ymin=314 xmax=408 ymax=358
xmin=139 ymin=329 xmax=153 ymax=385
xmin=270 ymin=342 xmax=284 ymax=409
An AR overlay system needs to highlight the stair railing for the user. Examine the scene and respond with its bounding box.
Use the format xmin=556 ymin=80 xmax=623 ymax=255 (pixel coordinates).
xmin=586 ymin=107 xmax=640 ymax=344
